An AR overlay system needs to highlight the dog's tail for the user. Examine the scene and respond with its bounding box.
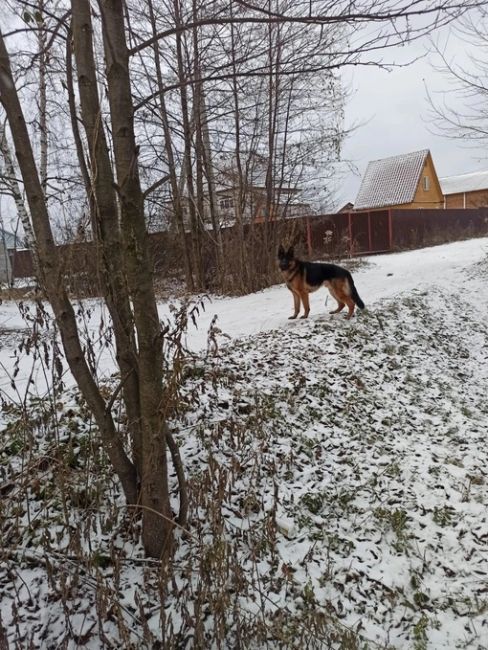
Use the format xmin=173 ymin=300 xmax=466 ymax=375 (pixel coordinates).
xmin=348 ymin=273 xmax=365 ymax=309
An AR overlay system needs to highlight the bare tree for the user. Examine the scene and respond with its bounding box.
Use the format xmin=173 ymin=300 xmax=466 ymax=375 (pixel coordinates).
xmin=427 ymin=8 xmax=488 ymax=148
xmin=0 ymin=122 xmax=36 ymax=250
xmin=147 ymin=0 xmax=194 ymax=289
xmin=0 ymin=1 xmax=183 ymax=559
xmin=0 ymin=22 xmax=140 ymax=506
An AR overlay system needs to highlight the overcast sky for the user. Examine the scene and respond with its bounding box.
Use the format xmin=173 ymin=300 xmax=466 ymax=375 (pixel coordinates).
xmin=336 ymin=23 xmax=486 ymax=208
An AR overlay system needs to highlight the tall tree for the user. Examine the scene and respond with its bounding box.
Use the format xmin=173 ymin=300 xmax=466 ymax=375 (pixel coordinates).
xmin=0 ymin=25 xmax=140 ymax=513
xmin=428 ymin=7 xmax=488 ymax=148
xmin=0 ymin=1 xmax=182 ymax=559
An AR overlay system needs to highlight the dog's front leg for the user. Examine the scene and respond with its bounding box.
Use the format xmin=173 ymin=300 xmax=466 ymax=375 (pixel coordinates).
xmin=300 ymin=292 xmax=310 ymax=319
xmin=289 ymin=289 xmax=300 ymax=319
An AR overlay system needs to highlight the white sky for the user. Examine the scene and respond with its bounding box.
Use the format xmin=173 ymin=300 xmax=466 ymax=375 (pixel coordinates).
xmin=336 ymin=22 xmax=486 ymax=207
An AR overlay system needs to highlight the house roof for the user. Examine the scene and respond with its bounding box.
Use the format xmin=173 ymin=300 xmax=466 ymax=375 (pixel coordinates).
xmin=337 ymin=201 xmax=354 ymax=213
xmin=439 ymin=170 xmax=488 ymax=195
xmin=214 ymin=152 xmax=299 ymax=194
xmin=354 ymin=149 xmax=430 ymax=210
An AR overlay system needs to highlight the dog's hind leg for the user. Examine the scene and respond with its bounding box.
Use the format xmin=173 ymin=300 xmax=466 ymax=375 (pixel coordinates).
xmin=330 ymin=280 xmax=355 ymax=319
xmin=329 ymin=301 xmax=345 ymax=314
xmin=327 ymin=285 xmax=345 ymax=314
xmin=344 ymin=297 xmax=356 ymax=319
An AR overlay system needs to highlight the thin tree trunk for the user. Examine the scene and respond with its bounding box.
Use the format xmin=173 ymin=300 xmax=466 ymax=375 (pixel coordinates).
xmin=147 ymin=0 xmax=194 ymax=291
xmin=37 ymin=0 xmax=48 ymax=194
xmin=191 ymin=6 xmax=208 ymax=287
xmin=199 ymin=89 xmax=225 ymax=290
xmin=173 ymin=0 xmax=204 ymax=289
xmin=191 ymin=0 xmax=225 ymax=289
xmin=0 ymin=123 xmax=36 ymax=252
xmin=64 ymin=31 xmax=91 ymax=198
xmin=264 ymin=14 xmax=280 ymax=263
xmin=70 ymin=1 xmax=143 ymax=479
xmin=0 ymin=29 xmax=138 ymax=505
xmin=229 ymin=4 xmax=248 ymax=292
xmin=99 ymin=0 xmax=173 ymax=558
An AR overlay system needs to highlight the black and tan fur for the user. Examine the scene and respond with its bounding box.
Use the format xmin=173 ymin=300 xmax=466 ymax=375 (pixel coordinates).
xmin=278 ymin=245 xmax=365 ymax=320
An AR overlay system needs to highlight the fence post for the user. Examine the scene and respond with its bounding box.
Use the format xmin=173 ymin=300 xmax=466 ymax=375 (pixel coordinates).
xmin=348 ymin=212 xmax=353 ymax=256
xmin=367 ymin=211 xmax=372 ymax=252
xmin=306 ymin=217 xmax=312 ymax=256
xmin=388 ymin=209 xmax=393 ymax=250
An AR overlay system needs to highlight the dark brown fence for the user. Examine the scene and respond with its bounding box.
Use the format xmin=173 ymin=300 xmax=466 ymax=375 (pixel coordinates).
xmin=305 ymin=208 xmax=488 ymax=257
xmin=390 ymin=208 xmax=488 ymax=251
xmin=9 ymin=207 xmax=488 ymax=284
xmin=10 ymin=249 xmax=34 ymax=278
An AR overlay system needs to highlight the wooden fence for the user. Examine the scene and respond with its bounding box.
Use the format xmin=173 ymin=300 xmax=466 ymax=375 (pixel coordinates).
xmin=304 ymin=208 xmax=488 ymax=257
xmin=8 ymin=207 xmax=488 ymax=284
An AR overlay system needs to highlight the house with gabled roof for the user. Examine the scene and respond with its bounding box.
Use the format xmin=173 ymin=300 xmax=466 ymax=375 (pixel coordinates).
xmin=154 ymin=151 xmax=312 ymax=232
xmin=212 ymin=151 xmax=312 ymax=222
xmin=354 ymin=149 xmax=444 ymax=211
xmin=439 ymin=170 xmax=488 ymax=208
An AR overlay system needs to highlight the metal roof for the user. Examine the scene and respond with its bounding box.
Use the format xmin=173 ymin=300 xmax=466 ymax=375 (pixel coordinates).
xmin=439 ymin=170 xmax=488 ymax=195
xmin=354 ymin=149 xmax=429 ymax=210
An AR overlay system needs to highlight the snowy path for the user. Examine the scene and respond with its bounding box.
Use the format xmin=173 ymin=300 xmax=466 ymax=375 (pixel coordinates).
xmin=0 ymin=237 xmax=487 ymax=402
xmin=168 ymin=237 xmax=488 ymax=350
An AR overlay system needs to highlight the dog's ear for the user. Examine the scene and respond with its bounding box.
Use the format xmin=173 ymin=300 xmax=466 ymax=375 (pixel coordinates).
xmin=287 ymin=246 xmax=294 ymax=258
xmin=278 ymin=244 xmax=285 ymax=257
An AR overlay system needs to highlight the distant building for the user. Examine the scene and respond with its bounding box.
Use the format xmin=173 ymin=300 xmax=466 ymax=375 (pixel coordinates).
xmin=354 ymin=149 xmax=444 ymax=211
xmin=154 ymin=153 xmax=312 ymax=232
xmin=337 ymin=201 xmax=354 ymax=213
xmin=0 ymin=226 xmax=22 ymax=284
xmin=439 ymin=170 xmax=488 ymax=208
xmin=214 ymin=154 xmax=312 ymax=222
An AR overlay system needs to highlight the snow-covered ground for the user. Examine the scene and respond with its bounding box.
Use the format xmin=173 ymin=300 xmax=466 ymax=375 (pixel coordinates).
xmin=1 ymin=237 xmax=488 ymax=648
xmin=169 ymin=236 xmax=488 ymax=347
xmin=1 ymin=237 xmax=487 ymax=400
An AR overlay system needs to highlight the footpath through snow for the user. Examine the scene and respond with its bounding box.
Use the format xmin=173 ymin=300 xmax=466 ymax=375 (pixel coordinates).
xmin=1 ymin=237 xmax=487 ymax=395
xmin=179 ymin=236 xmax=488 ymax=348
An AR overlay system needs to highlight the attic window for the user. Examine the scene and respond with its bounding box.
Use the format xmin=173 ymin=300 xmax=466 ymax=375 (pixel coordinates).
xmin=422 ymin=176 xmax=430 ymax=191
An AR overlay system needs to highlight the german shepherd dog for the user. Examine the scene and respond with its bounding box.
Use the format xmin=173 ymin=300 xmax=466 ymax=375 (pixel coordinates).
xmin=278 ymin=245 xmax=365 ymax=320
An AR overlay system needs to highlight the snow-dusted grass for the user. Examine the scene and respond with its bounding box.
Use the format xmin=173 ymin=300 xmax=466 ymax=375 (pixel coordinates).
xmin=1 ymin=238 xmax=488 ymax=648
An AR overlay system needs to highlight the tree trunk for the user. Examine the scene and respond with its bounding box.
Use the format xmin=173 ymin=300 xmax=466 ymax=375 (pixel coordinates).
xmin=229 ymin=9 xmax=249 ymax=292
xmin=0 ymin=28 xmax=138 ymax=506
xmin=147 ymin=0 xmax=194 ymax=291
xmin=0 ymin=123 xmax=37 ymax=252
xmin=99 ymin=0 xmax=173 ymax=558
xmin=173 ymin=0 xmax=204 ymax=289
xmin=199 ymin=88 xmax=225 ymax=290
xmin=70 ymin=0 xmax=144 ymax=479
xmin=37 ymin=0 xmax=48 ymax=194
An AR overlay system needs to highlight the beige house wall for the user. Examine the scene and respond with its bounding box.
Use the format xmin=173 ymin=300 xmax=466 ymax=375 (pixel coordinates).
xmin=445 ymin=188 xmax=488 ymax=208
xmin=444 ymin=193 xmax=464 ymax=209
xmin=408 ymin=153 xmax=444 ymax=208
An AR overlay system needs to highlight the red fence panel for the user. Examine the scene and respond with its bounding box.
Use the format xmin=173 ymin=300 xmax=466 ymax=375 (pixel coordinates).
xmin=306 ymin=213 xmax=349 ymax=259
xmin=391 ymin=208 xmax=488 ymax=250
xmin=370 ymin=210 xmax=391 ymax=252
